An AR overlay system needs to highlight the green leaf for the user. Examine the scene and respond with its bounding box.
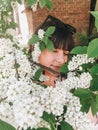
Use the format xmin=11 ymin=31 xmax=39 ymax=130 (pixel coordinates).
xmin=8 ymin=22 xmax=18 ymax=28
xmin=39 ymin=0 xmax=46 ymax=8
xmin=80 ymin=98 xmax=91 ymax=113
xmin=0 ymin=120 xmax=16 ymax=130
xmin=39 ymin=42 xmax=46 ymax=51
xmin=73 ymin=88 xmax=92 ymax=98
xmin=70 ymin=46 xmax=87 ymax=54
xmin=41 ymin=111 xmax=55 ymax=124
xmin=45 ymin=26 xmax=55 ymax=36
xmin=34 ymin=68 xmax=43 ymax=81
xmin=28 ymin=35 xmax=39 ymax=45
xmin=90 ymin=76 xmax=98 ymax=91
xmin=42 ymin=112 xmax=56 ymax=130
xmin=74 ymin=88 xmax=95 ymax=113
xmin=42 ymin=36 xmax=48 ymax=45
xmin=91 ymin=100 xmax=97 ymax=115
xmin=90 ymin=64 xmax=98 ymax=76
xmin=27 ymin=0 xmax=37 ymax=6
xmin=81 ymin=63 xmax=91 ymax=72
xmin=90 ymin=11 xmax=98 ymax=31
xmin=63 ymin=105 xmax=67 ymax=115
xmin=46 ymin=39 xmax=54 ymax=51
xmin=49 ymin=119 xmax=56 ymax=130
xmin=45 ymin=0 xmax=54 ymax=9
xmin=60 ymin=121 xmax=74 ymax=130
xmin=87 ymin=38 xmax=98 ymax=58
xmin=59 ymin=63 xmax=68 ymax=73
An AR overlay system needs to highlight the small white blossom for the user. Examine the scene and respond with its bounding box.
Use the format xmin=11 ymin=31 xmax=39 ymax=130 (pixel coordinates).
xmin=32 ymin=42 xmax=41 ymax=62
xmin=38 ymin=29 xmax=45 ymax=39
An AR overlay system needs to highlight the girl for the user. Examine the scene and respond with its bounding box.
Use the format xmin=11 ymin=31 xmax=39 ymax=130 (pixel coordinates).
xmin=34 ymin=15 xmax=76 ymax=86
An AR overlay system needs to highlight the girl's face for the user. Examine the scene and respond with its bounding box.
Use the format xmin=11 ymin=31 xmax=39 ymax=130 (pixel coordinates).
xmin=39 ymin=48 xmax=69 ymax=72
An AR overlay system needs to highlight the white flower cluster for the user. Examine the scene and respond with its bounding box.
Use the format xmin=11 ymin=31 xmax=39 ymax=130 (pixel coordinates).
xmin=14 ymin=49 xmax=32 ymax=79
xmin=31 ymin=29 xmax=45 ymax=63
xmin=32 ymin=42 xmax=41 ymax=63
xmin=0 ymin=38 xmax=32 ymax=80
xmin=59 ymin=72 xmax=92 ymax=91
xmin=0 ymin=53 xmax=16 ymax=79
xmin=0 ymin=76 xmax=93 ymax=130
xmin=64 ymin=94 xmax=93 ymax=130
xmin=32 ymin=29 xmax=45 ymax=63
xmin=0 ymin=38 xmax=14 ymax=57
xmin=0 ymin=37 xmax=96 ymax=130
xmin=68 ymin=54 xmax=95 ymax=71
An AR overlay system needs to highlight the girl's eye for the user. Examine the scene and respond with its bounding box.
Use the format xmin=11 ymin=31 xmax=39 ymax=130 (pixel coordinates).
xmin=64 ymin=53 xmax=69 ymax=56
xmin=53 ymin=50 xmax=58 ymax=53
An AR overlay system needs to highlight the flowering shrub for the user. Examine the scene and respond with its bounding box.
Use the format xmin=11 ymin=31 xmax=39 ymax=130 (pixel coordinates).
xmin=0 ymin=23 xmax=98 ymax=130
xmin=0 ymin=37 xmax=95 ymax=130
xmin=0 ymin=0 xmax=98 ymax=130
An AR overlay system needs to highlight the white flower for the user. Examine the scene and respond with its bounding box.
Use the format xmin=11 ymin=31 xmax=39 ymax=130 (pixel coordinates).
xmin=0 ymin=38 xmax=14 ymax=57
xmin=32 ymin=42 xmax=41 ymax=63
xmin=6 ymin=28 xmax=17 ymax=37
xmin=68 ymin=54 xmax=95 ymax=71
xmin=38 ymin=29 xmax=45 ymax=39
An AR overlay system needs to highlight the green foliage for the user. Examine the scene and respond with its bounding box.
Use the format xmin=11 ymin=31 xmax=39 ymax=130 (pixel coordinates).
xmin=90 ymin=76 xmax=98 ymax=91
xmin=42 ymin=111 xmax=56 ymax=124
xmin=90 ymin=11 xmax=98 ymax=31
xmin=42 ymin=26 xmax=55 ymax=51
xmin=29 ymin=26 xmax=55 ymax=51
xmin=60 ymin=121 xmax=74 ymax=130
xmin=39 ymin=0 xmax=54 ymax=9
xmin=45 ymin=26 xmax=55 ymax=36
xmin=59 ymin=63 xmax=68 ymax=74
xmin=27 ymin=0 xmax=37 ymax=6
xmin=73 ymin=88 xmax=93 ymax=99
xmin=41 ymin=111 xmax=56 ymax=130
xmin=0 ymin=120 xmax=16 ymax=130
xmin=70 ymin=46 xmax=87 ymax=54
xmin=73 ymin=88 xmax=98 ymax=115
xmin=28 ymin=34 xmax=39 ymax=45
xmin=0 ymin=0 xmax=18 ymax=37
xmin=87 ymin=38 xmax=98 ymax=58
xmin=39 ymin=42 xmax=46 ymax=51
xmin=1 ymin=1 xmax=98 ymax=130
xmin=25 ymin=0 xmax=54 ymax=10
xmin=34 ymin=68 xmax=43 ymax=81
xmin=76 ymin=32 xmax=89 ymax=46
xmin=89 ymin=64 xmax=98 ymax=76
xmin=44 ymin=38 xmax=54 ymax=51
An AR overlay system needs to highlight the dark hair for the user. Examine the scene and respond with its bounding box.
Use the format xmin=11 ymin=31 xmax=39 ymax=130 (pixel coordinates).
xmin=35 ymin=15 xmax=76 ymax=51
